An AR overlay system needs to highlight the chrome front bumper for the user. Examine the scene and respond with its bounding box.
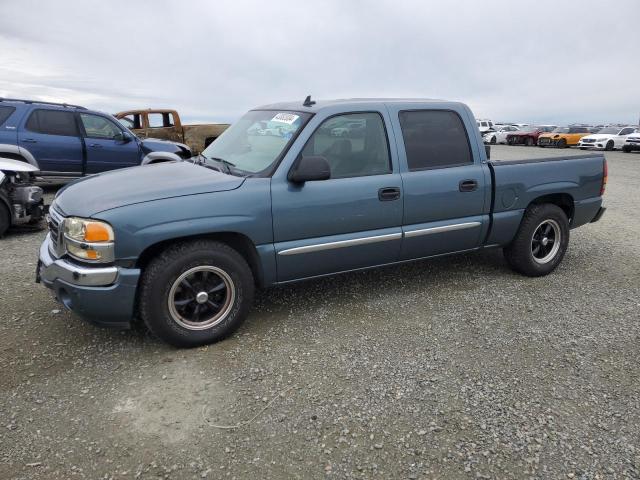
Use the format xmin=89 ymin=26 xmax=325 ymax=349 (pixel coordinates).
xmin=38 ymin=234 xmax=118 ymax=287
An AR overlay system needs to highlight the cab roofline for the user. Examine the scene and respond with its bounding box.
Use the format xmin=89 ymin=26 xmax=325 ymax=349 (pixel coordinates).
xmin=253 ymin=97 xmax=452 ymax=113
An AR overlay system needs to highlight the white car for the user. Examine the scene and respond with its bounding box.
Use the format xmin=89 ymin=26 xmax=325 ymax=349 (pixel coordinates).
xmin=483 ymin=125 xmax=520 ymax=144
xmin=578 ymin=126 xmax=638 ymax=151
xmin=622 ymin=132 xmax=640 ymax=153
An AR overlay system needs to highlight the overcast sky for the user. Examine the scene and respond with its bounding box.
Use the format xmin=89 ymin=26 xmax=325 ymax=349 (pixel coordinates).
xmin=1 ymin=0 xmax=638 ymax=125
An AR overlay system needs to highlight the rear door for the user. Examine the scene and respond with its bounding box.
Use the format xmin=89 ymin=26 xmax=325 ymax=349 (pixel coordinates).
xmin=271 ymin=109 xmax=403 ymax=282
xmin=387 ymin=105 xmax=490 ymax=260
xmin=146 ymin=111 xmax=183 ymax=143
xmin=19 ymin=109 xmax=83 ymax=174
xmin=79 ymin=113 xmax=141 ymax=173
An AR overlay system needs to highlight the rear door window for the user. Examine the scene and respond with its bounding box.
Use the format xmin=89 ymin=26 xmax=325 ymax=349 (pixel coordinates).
xmin=25 ymin=109 xmax=79 ymax=136
xmin=399 ymin=110 xmax=472 ymax=170
xmin=0 ymin=106 xmax=16 ymax=126
xmin=148 ymin=112 xmax=174 ymax=128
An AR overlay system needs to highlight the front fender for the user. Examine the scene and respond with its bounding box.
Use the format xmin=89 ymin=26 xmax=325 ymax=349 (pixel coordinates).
xmin=94 ymin=178 xmax=275 ymax=279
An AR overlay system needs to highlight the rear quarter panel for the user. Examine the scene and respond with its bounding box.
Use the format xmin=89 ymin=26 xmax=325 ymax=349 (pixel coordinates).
xmin=488 ymin=155 xmax=604 ymax=244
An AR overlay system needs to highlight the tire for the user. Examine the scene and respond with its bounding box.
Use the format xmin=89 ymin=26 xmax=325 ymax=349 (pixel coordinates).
xmin=526 ymin=137 xmax=534 ymax=146
xmin=622 ymin=146 xmax=631 ymax=153
xmin=0 ymin=202 xmax=10 ymax=237
xmin=503 ymin=204 xmax=570 ymax=277
xmin=139 ymin=240 xmax=254 ymax=347
xmin=490 ymin=136 xmax=497 ymax=145
xmin=605 ymin=140 xmax=614 ymax=151
xmin=557 ymin=139 xmax=567 ymax=149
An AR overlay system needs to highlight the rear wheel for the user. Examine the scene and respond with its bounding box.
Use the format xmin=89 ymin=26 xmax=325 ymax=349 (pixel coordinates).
xmin=605 ymin=140 xmax=614 ymax=151
xmin=504 ymin=204 xmax=570 ymax=277
xmin=0 ymin=203 xmax=10 ymax=237
xmin=139 ymin=240 xmax=254 ymax=347
xmin=526 ymin=137 xmax=534 ymax=146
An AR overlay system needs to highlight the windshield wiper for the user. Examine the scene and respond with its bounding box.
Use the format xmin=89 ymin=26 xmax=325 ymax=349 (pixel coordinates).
xmin=208 ymin=157 xmax=236 ymax=175
xmin=195 ymin=154 xmax=236 ymax=175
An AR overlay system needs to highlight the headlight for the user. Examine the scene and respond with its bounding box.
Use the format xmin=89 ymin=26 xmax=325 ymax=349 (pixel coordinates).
xmin=63 ymin=217 xmax=114 ymax=262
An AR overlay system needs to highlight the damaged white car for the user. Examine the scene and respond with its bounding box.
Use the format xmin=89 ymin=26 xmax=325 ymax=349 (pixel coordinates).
xmin=0 ymin=158 xmax=45 ymax=237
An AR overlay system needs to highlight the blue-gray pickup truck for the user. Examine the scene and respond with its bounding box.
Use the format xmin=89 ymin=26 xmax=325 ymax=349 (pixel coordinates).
xmin=37 ymin=98 xmax=607 ymax=347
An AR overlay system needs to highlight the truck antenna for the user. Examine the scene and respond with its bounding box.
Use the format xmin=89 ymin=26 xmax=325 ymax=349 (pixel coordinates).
xmin=303 ymin=95 xmax=316 ymax=107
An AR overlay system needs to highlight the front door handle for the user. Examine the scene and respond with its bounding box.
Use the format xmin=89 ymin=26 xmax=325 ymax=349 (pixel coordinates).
xmin=459 ymin=179 xmax=478 ymax=192
xmin=378 ymin=187 xmax=401 ymax=201
xmin=21 ymin=138 xmax=37 ymax=143
xmin=89 ymin=143 xmax=103 ymax=148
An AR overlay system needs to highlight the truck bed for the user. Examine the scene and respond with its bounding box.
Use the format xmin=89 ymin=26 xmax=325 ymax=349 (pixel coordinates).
xmin=484 ymin=152 xmax=606 ymax=246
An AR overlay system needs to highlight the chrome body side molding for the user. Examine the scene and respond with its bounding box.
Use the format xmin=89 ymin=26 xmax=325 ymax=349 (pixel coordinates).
xmin=278 ymin=232 xmax=402 ymax=256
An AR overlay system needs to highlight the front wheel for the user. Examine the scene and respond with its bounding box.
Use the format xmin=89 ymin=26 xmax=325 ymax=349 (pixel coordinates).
xmin=526 ymin=137 xmax=534 ymax=146
xmin=622 ymin=146 xmax=631 ymax=153
xmin=557 ymin=139 xmax=567 ymax=148
xmin=490 ymin=136 xmax=497 ymax=145
xmin=504 ymin=204 xmax=570 ymax=277
xmin=605 ymin=140 xmax=614 ymax=151
xmin=139 ymin=240 xmax=254 ymax=347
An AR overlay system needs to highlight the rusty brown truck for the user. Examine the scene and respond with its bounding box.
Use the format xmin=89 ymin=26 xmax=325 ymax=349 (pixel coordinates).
xmin=115 ymin=109 xmax=228 ymax=153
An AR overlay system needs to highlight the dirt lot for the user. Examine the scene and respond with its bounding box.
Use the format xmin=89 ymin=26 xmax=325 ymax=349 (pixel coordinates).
xmin=1 ymin=146 xmax=639 ymax=479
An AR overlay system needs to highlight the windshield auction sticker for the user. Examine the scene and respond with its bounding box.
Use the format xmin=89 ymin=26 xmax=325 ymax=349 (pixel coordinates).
xmin=271 ymin=113 xmax=300 ymax=125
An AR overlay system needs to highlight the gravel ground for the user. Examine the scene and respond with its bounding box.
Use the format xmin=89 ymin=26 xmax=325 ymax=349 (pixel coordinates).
xmin=0 ymin=145 xmax=639 ymax=479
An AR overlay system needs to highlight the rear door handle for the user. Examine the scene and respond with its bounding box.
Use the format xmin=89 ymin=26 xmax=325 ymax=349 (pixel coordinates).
xmin=21 ymin=138 xmax=37 ymax=143
xmin=89 ymin=143 xmax=103 ymax=148
xmin=459 ymin=179 xmax=478 ymax=192
xmin=378 ymin=187 xmax=401 ymax=201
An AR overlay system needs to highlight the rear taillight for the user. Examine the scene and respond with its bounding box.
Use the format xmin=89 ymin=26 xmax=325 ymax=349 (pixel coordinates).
xmin=600 ymin=159 xmax=608 ymax=196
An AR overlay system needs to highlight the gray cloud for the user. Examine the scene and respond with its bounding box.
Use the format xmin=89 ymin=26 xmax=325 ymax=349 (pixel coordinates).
xmin=1 ymin=0 xmax=638 ymax=125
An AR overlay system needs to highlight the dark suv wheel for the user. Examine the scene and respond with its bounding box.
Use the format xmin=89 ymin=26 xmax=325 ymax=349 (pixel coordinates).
xmin=504 ymin=204 xmax=570 ymax=277
xmin=139 ymin=240 xmax=254 ymax=347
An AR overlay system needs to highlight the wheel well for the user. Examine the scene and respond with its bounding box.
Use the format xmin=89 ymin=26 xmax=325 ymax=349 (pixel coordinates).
xmin=136 ymin=232 xmax=264 ymax=287
xmin=0 ymin=152 xmax=28 ymax=163
xmin=528 ymin=193 xmax=574 ymax=221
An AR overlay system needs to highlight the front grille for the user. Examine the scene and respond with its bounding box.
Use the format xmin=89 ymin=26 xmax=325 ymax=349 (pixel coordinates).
xmin=538 ymin=137 xmax=551 ymax=144
xmin=582 ymin=138 xmax=596 ymax=143
xmin=627 ymin=138 xmax=640 ymax=143
xmin=47 ymin=207 xmax=64 ymax=257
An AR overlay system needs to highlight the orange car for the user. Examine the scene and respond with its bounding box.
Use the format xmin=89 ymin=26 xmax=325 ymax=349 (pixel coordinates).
xmin=538 ymin=126 xmax=591 ymax=148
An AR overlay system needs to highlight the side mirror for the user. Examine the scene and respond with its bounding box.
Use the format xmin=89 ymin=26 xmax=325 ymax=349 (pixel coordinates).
xmin=288 ymin=156 xmax=331 ymax=183
xmin=485 ymin=144 xmax=491 ymax=160
xmin=115 ymin=131 xmax=133 ymax=143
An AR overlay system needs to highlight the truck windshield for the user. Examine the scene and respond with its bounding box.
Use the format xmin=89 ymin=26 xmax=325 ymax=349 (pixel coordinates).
xmin=201 ymin=110 xmax=310 ymax=175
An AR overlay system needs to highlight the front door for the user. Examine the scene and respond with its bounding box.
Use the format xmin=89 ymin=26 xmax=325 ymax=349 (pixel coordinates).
xmin=79 ymin=113 xmax=141 ymax=173
xmin=272 ymin=111 xmax=403 ymax=282
xmin=19 ymin=109 xmax=84 ymax=175
xmin=387 ymin=106 xmax=490 ymax=260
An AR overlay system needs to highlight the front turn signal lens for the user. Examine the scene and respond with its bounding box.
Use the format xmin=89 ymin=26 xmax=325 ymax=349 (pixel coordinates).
xmin=85 ymin=222 xmax=113 ymax=242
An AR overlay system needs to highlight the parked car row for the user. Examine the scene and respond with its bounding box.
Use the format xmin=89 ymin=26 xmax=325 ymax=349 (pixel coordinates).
xmin=0 ymin=98 xmax=193 ymax=178
xmin=481 ymin=120 xmax=639 ymax=150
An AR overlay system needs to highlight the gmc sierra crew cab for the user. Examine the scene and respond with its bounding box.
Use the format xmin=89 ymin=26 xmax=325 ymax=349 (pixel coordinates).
xmin=37 ymin=98 xmax=607 ymax=347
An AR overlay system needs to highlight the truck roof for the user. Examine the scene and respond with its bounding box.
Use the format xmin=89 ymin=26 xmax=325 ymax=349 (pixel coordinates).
xmin=254 ymin=98 xmax=456 ymax=113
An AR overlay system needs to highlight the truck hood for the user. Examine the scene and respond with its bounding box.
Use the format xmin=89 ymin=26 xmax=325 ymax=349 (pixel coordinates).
xmin=53 ymin=161 xmax=245 ymax=217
